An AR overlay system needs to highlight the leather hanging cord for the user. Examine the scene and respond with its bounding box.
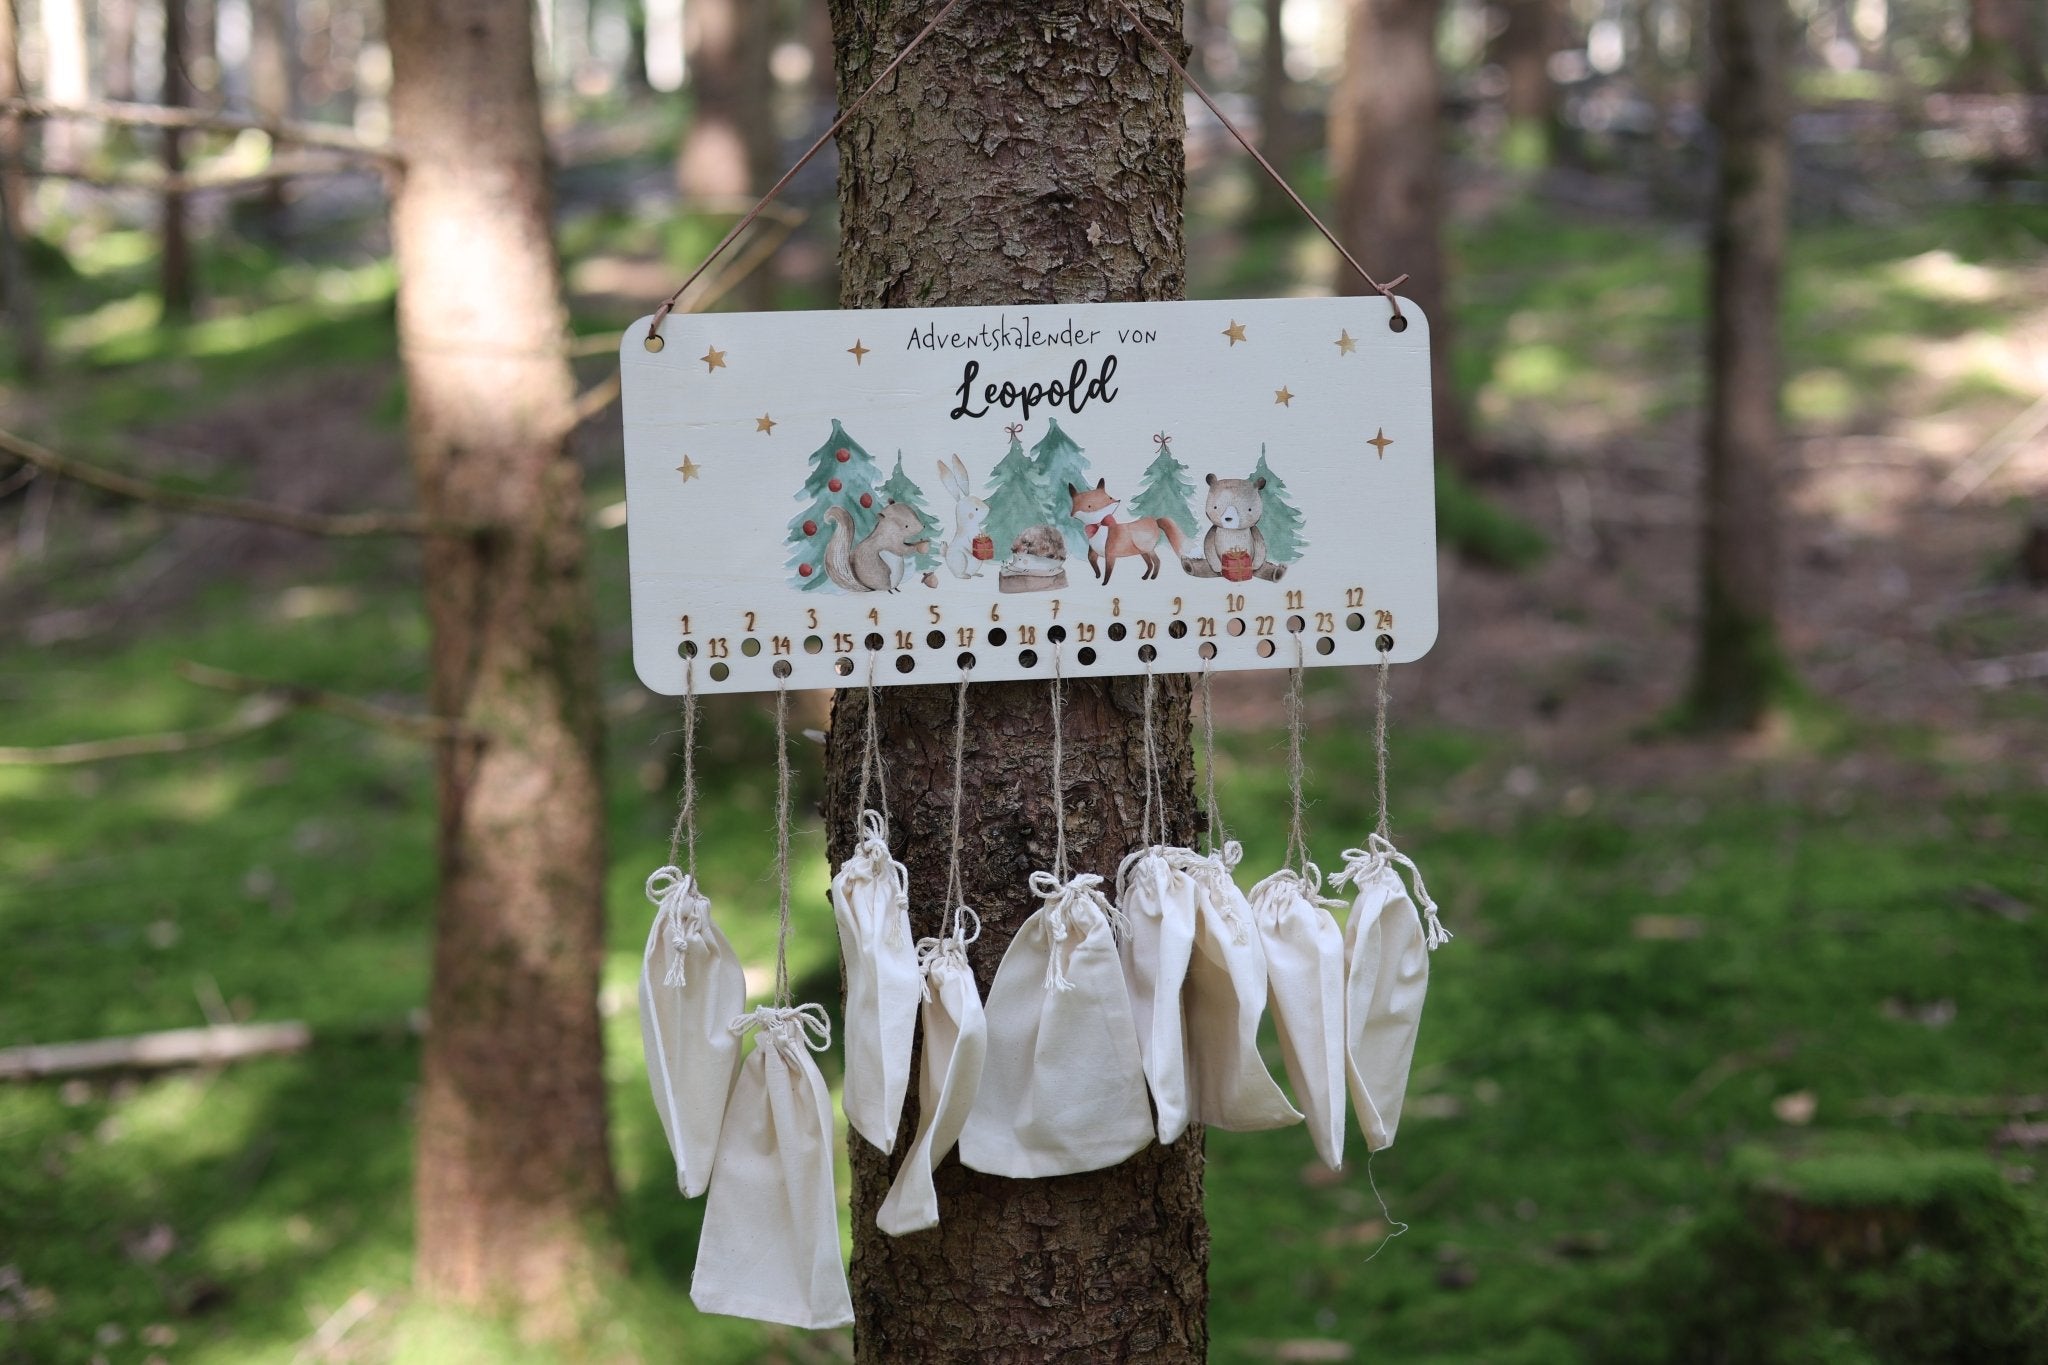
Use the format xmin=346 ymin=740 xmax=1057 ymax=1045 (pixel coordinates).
xmin=643 ymin=0 xmax=974 ymax=348
xmin=643 ymin=0 xmax=1407 ymax=345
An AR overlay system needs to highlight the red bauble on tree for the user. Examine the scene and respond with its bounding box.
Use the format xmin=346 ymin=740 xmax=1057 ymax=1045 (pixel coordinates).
xmin=803 ymin=519 xmax=818 ymax=536
xmin=835 ymin=448 xmax=851 ymax=463
xmin=828 ymin=477 xmax=843 ymax=493
xmin=859 ymin=492 xmax=873 ymax=509
xmin=798 ymin=562 xmax=813 ymax=577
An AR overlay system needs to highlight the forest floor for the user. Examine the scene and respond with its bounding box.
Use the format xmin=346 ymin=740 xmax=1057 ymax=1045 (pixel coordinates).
xmin=1 ymin=147 xmax=2045 ymax=1363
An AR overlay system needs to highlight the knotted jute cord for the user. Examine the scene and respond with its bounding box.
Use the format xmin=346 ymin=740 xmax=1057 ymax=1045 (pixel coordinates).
xmin=665 ymin=656 xmax=699 ymax=877
xmin=773 ymin=680 xmax=795 ymax=1007
xmin=1050 ymin=644 xmax=1068 ymax=881
xmin=1138 ymin=665 xmax=1162 ymax=848
xmin=643 ymin=0 xmax=1406 ymax=347
xmin=1374 ymin=646 xmax=1393 ymax=841
xmin=1282 ymin=639 xmax=1311 ymax=877
xmin=856 ymin=653 xmax=891 ymax=825
xmin=1200 ymin=666 xmax=1223 ymax=853
xmin=945 ymin=671 xmax=971 ymax=916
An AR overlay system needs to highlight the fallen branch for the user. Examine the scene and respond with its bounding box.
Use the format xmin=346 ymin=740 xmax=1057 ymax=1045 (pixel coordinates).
xmin=26 ymin=150 xmax=369 ymax=196
xmin=0 ymin=1019 xmax=313 ymax=1079
xmin=0 ymin=427 xmax=473 ymax=538
xmin=176 ymin=660 xmax=478 ymax=743
xmin=0 ymin=96 xmax=396 ymax=160
xmin=1853 ymin=1092 xmax=2048 ymax=1119
xmin=0 ymin=460 xmax=36 ymax=498
xmin=0 ymin=693 xmax=292 ymax=765
xmin=292 ymin=1289 xmax=381 ymax=1364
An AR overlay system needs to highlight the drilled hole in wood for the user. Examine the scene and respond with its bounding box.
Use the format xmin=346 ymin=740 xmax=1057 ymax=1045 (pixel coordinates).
xmin=1168 ymin=620 xmax=1187 ymax=639
xmin=1256 ymin=640 xmax=1275 ymax=658
xmin=1107 ymin=622 xmax=1127 ymax=641
xmin=772 ymin=659 xmax=793 ymax=678
xmin=896 ymin=654 xmax=915 ymax=674
xmin=1137 ymin=644 xmax=1157 ymax=663
xmin=987 ymin=627 xmax=1008 ymax=646
xmin=957 ymin=651 xmax=976 ymax=671
xmin=1077 ymin=646 xmax=1096 ymax=665
xmin=1376 ymin=633 xmax=1395 ymax=653
xmin=803 ymin=635 xmax=823 ymax=654
xmin=1316 ymin=636 xmax=1335 ymax=655
xmin=1388 ymin=314 xmax=1408 ymax=334
xmin=678 ymin=640 xmax=699 ymax=658
xmin=644 ymin=333 xmax=665 ymax=352
xmin=741 ymin=637 xmax=762 ymax=657
xmin=864 ymin=632 xmax=884 ymax=652
xmin=1347 ymin=612 xmax=1366 ymax=631
xmin=1047 ymin=625 xmax=1067 ymax=643
xmin=835 ymin=657 xmax=854 ymax=676
xmin=1287 ymin=615 xmax=1305 ymax=634
xmin=926 ymin=630 xmax=945 ymax=649
xmin=709 ymin=661 xmax=731 ymax=681
xmin=1227 ymin=618 xmax=1246 ymax=637
xmin=1198 ymin=642 xmax=1217 ymax=660
xmin=1018 ymin=648 xmax=1038 ymax=668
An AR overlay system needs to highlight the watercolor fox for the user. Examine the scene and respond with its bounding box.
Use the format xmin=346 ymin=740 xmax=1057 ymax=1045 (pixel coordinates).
xmin=1067 ymin=478 xmax=1187 ymax=584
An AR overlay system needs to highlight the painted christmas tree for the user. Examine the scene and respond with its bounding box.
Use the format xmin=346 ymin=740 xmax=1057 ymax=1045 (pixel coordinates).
xmin=1250 ymin=444 xmax=1307 ymax=563
xmin=982 ymin=422 xmax=1049 ymax=551
xmin=1030 ymin=418 xmax=1094 ymax=556
xmin=787 ymin=418 xmax=886 ymax=590
xmin=1128 ymin=431 xmax=1199 ymax=533
xmin=879 ymin=451 xmax=942 ymax=574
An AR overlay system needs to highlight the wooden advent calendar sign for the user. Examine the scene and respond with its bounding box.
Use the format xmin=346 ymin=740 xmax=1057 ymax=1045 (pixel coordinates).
xmin=618 ymin=296 xmax=1437 ymax=694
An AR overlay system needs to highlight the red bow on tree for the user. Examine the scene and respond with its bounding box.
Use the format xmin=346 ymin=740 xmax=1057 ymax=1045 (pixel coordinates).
xmin=1154 ymin=431 xmax=1172 ymax=448
xmin=1004 ymin=422 xmax=1023 ymax=437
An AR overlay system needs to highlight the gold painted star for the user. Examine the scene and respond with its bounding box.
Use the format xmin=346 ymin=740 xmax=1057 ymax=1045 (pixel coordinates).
xmin=847 ymin=338 xmax=870 ymax=364
xmin=1335 ymin=329 xmax=1357 ymax=354
xmin=700 ymin=345 xmax=727 ymax=372
xmin=676 ymin=456 xmax=700 ymax=481
xmin=755 ymin=413 xmax=777 ymax=434
xmin=1221 ymin=320 xmax=1248 ymax=345
xmin=1274 ymin=386 xmax=1295 ymax=406
xmin=1367 ymin=427 xmax=1394 ymax=458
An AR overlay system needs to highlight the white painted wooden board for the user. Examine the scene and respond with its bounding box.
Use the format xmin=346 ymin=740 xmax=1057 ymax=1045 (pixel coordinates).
xmin=618 ymin=295 xmax=1436 ymax=694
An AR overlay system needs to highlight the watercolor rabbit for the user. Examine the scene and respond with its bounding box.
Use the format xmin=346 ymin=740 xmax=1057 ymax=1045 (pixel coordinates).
xmin=937 ymin=455 xmax=992 ymax=580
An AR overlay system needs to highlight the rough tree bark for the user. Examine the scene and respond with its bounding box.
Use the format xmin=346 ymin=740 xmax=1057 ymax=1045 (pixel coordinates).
xmin=825 ymin=3 xmax=1208 ymax=1361
xmin=386 ymin=0 xmax=617 ymax=1332
xmin=161 ymin=0 xmax=195 ymax=320
xmin=1687 ymin=0 xmax=1791 ymax=728
xmin=1331 ymin=0 xmax=1473 ymax=472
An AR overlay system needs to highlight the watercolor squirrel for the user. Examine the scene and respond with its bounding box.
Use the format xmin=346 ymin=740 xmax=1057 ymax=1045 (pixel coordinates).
xmin=823 ymin=502 xmax=929 ymax=592
xmin=1181 ymin=474 xmax=1286 ymax=582
xmin=1067 ymin=478 xmax=1186 ymax=584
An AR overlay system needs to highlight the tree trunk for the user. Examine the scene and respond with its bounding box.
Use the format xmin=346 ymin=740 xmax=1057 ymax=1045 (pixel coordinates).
xmin=0 ymin=0 xmax=41 ymax=376
xmin=1959 ymin=0 xmax=2044 ymax=93
xmin=678 ymin=0 xmax=776 ymax=306
xmin=1253 ymin=0 xmax=1294 ymax=219
xmin=826 ymin=3 xmax=1208 ymax=1360
xmin=1687 ymin=0 xmax=1790 ymax=728
xmin=40 ymin=0 xmax=94 ymax=160
xmin=161 ymin=0 xmax=195 ymax=320
xmin=248 ymin=0 xmax=296 ymax=233
xmin=102 ymin=0 xmax=139 ymax=102
xmin=386 ymin=0 xmax=617 ymax=1333
xmin=1331 ymin=0 xmax=1473 ymax=472
xmin=1492 ymin=0 xmax=1557 ymax=164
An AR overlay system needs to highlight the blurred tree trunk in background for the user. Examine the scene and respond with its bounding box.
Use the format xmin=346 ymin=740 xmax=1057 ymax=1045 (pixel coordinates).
xmin=40 ymin=0 xmax=93 ymax=160
xmin=249 ymin=0 xmax=296 ymax=234
xmin=102 ymin=0 xmax=138 ymax=102
xmin=1254 ymin=0 xmax=1294 ymax=219
xmin=1332 ymin=0 xmax=1474 ymax=472
xmin=1959 ymin=0 xmax=2044 ymax=93
xmin=386 ymin=0 xmax=617 ymax=1333
xmin=161 ymin=0 xmax=194 ymax=320
xmin=826 ymin=2 xmax=1208 ymax=1360
xmin=1688 ymin=0 xmax=1791 ymax=728
xmin=1491 ymin=0 xmax=1557 ymax=166
xmin=0 ymin=0 xmax=41 ymax=377
xmin=1187 ymin=0 xmax=1236 ymax=82
xmin=678 ymin=0 xmax=776 ymax=305
xmin=186 ymin=0 xmax=220 ymax=109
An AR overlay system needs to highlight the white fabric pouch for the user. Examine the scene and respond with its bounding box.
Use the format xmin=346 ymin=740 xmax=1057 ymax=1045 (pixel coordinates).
xmin=1332 ymin=833 xmax=1451 ymax=1152
xmin=959 ymin=870 xmax=1155 ymax=1178
xmin=1115 ymin=845 xmax=1201 ymax=1145
xmin=639 ymin=867 xmax=748 ymax=1197
xmin=690 ymin=1003 xmax=854 ymax=1330
xmin=877 ymin=908 xmax=989 ymax=1236
xmin=1178 ymin=843 xmax=1301 ymax=1132
xmin=1250 ymin=862 xmax=1350 ymax=1169
xmin=831 ymin=810 xmax=921 ymax=1154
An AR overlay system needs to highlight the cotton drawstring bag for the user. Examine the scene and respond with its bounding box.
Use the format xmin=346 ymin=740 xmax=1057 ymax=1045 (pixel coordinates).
xmin=1115 ymin=842 xmax=1200 ymax=1145
xmin=960 ymin=653 xmax=1154 ymax=1177
xmin=831 ymin=807 xmax=920 ymax=1154
xmin=689 ymin=1003 xmax=854 ymax=1328
xmin=959 ymin=869 xmax=1155 ymax=1176
xmin=1249 ymin=861 xmax=1349 ymax=1169
xmin=1178 ymin=841 xmax=1301 ymax=1132
xmin=876 ymin=907 xmax=988 ymax=1236
xmin=1331 ymin=833 xmax=1450 ymax=1152
xmin=639 ymin=866 xmax=748 ymax=1196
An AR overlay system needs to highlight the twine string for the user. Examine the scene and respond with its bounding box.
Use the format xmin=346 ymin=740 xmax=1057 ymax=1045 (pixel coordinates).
xmin=856 ymin=653 xmax=890 ymax=825
xmin=1200 ymin=665 xmax=1222 ymax=854
xmin=665 ymin=656 xmax=699 ymax=876
xmin=1374 ymin=645 xmax=1392 ymax=841
xmin=1284 ymin=639 xmax=1310 ymax=877
xmin=945 ymin=671 xmax=971 ymax=915
xmin=773 ymin=681 xmax=793 ymax=1008
xmin=1050 ymin=644 xmax=1068 ymax=881
xmin=1139 ymin=666 xmax=1160 ymax=848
